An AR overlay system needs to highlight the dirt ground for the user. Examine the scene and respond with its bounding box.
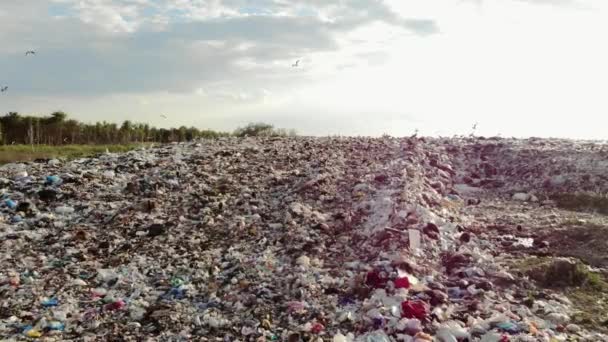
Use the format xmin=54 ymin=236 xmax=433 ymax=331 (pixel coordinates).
xmin=463 ymin=194 xmax=608 ymax=269
xmin=462 ymin=193 xmax=608 ymax=330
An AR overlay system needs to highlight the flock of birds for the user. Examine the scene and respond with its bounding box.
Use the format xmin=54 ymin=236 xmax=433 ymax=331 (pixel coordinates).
xmin=1 ymin=50 xmax=36 ymax=94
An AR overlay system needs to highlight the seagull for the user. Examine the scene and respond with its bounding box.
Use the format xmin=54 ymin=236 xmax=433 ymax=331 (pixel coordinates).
xmin=160 ymin=114 xmax=167 ymax=119
xmin=25 ymin=50 xmax=36 ymax=56
xmin=0 ymin=86 xmax=7 ymax=92
xmin=292 ymin=60 xmax=300 ymax=67
xmin=470 ymin=122 xmax=478 ymax=137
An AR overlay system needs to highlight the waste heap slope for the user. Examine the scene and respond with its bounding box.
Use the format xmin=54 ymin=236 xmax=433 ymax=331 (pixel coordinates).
xmin=1 ymin=137 xmax=607 ymax=341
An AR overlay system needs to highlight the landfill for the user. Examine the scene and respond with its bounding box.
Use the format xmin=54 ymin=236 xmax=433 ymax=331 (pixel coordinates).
xmin=1 ymin=136 xmax=608 ymax=341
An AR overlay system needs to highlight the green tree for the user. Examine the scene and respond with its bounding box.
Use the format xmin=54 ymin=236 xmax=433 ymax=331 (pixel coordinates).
xmin=234 ymin=122 xmax=275 ymax=137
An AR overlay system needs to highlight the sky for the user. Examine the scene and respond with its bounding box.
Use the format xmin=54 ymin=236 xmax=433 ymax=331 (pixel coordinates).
xmin=0 ymin=0 xmax=607 ymax=138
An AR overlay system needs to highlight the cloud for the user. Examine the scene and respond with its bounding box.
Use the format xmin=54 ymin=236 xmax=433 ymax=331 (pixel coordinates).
xmin=0 ymin=0 xmax=436 ymax=98
xmin=0 ymin=0 xmax=438 ymax=102
xmin=0 ymin=15 xmax=336 ymax=96
xmin=402 ymin=19 xmax=439 ymax=35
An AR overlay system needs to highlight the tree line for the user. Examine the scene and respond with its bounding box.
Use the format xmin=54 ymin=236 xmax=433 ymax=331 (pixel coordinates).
xmin=0 ymin=112 xmax=294 ymax=145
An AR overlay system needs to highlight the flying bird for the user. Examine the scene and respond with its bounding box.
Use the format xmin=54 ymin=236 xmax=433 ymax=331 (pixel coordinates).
xmin=160 ymin=114 xmax=167 ymax=119
xmin=25 ymin=50 xmax=36 ymax=56
xmin=0 ymin=86 xmax=7 ymax=92
xmin=469 ymin=122 xmax=478 ymax=137
xmin=292 ymin=60 xmax=300 ymax=67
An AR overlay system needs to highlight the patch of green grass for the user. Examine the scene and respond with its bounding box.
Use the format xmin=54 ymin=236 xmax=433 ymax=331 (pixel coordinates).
xmin=567 ymin=288 xmax=608 ymax=330
xmin=511 ymin=256 xmax=608 ymax=289
xmin=552 ymin=193 xmax=608 ymax=215
xmin=510 ymin=256 xmax=608 ymax=331
xmin=0 ymin=144 xmax=149 ymax=164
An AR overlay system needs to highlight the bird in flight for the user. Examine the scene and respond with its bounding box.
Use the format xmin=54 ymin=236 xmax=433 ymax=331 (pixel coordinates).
xmin=470 ymin=122 xmax=478 ymax=137
xmin=292 ymin=60 xmax=300 ymax=67
xmin=160 ymin=114 xmax=167 ymax=119
xmin=25 ymin=50 xmax=36 ymax=56
xmin=0 ymin=86 xmax=7 ymax=92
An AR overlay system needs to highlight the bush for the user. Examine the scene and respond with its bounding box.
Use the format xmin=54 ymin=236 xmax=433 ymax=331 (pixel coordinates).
xmin=551 ymin=192 xmax=608 ymax=215
xmin=233 ymin=122 xmax=295 ymax=137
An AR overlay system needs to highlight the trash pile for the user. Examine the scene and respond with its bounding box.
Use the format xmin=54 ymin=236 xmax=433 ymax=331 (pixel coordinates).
xmin=1 ymin=137 xmax=607 ymax=341
xmin=442 ymin=137 xmax=608 ymax=196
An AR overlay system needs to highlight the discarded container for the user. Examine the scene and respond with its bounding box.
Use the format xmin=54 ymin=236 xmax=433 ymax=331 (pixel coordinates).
xmin=55 ymin=206 xmax=75 ymax=215
xmin=436 ymin=328 xmax=458 ymax=342
xmin=42 ymin=298 xmax=59 ymax=307
xmin=333 ymin=333 xmax=348 ymax=342
xmin=47 ymin=321 xmax=65 ymax=331
xmin=45 ymin=175 xmax=62 ymax=185
xmin=23 ymin=326 xmax=42 ymax=338
xmin=408 ymin=229 xmax=421 ymax=254
xmin=495 ymin=321 xmax=521 ymax=334
xmin=3 ymin=198 xmax=17 ymax=209
xmin=102 ymin=170 xmax=116 ymax=179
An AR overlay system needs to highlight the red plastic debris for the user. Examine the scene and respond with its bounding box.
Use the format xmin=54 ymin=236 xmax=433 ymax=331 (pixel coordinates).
xmin=9 ymin=277 xmax=20 ymax=287
xmin=394 ymin=277 xmax=410 ymax=289
xmin=104 ymin=300 xmax=126 ymax=311
xmin=366 ymin=270 xmax=387 ymax=288
xmin=500 ymin=335 xmax=510 ymax=342
xmin=311 ymin=323 xmax=325 ymax=334
xmin=401 ymin=300 xmax=428 ymax=320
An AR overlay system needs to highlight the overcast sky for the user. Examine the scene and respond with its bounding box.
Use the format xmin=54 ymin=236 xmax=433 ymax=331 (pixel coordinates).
xmin=1 ymin=0 xmax=607 ymax=138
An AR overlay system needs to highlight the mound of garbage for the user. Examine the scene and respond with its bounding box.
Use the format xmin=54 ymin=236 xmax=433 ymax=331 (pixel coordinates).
xmin=1 ymin=137 xmax=607 ymax=341
xmin=443 ymin=137 xmax=608 ymax=196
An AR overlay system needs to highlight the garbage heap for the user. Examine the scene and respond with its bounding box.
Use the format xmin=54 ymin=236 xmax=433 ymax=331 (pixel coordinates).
xmin=1 ymin=137 xmax=606 ymax=341
xmin=440 ymin=137 xmax=608 ymax=195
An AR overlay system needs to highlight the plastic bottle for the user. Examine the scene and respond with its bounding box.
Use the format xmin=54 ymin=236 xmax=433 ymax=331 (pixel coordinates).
xmin=48 ymin=321 xmax=65 ymax=331
xmin=45 ymin=175 xmax=62 ymax=185
xmin=55 ymin=206 xmax=75 ymax=215
xmin=4 ymin=199 xmax=17 ymax=209
xmin=436 ymin=328 xmax=458 ymax=342
xmin=333 ymin=333 xmax=347 ymax=342
xmin=42 ymin=298 xmax=59 ymax=307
